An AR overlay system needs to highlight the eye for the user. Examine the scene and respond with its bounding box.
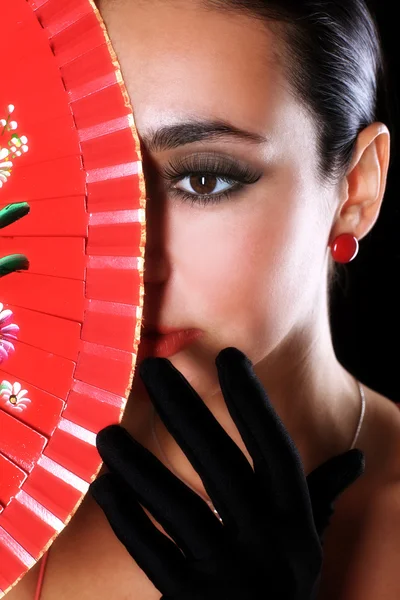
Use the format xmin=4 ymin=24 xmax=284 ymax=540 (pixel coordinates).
xmin=160 ymin=153 xmax=262 ymax=207
xmin=172 ymin=173 xmax=240 ymax=205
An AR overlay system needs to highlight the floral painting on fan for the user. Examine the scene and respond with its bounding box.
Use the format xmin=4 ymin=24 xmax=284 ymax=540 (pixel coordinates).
xmin=0 ymin=103 xmax=29 ymax=188
xmin=0 ymin=103 xmax=30 ymax=409
xmin=0 ymin=103 xmax=30 ymax=277
xmin=0 ymin=1 xmax=147 ymax=593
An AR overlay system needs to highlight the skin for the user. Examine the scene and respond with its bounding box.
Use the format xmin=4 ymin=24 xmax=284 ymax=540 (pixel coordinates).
xmin=98 ymin=0 xmax=390 ymax=482
xmin=7 ymin=1 xmax=397 ymax=598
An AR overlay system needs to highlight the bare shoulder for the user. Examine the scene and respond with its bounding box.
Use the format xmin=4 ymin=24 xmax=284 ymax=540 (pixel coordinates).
xmin=317 ymin=386 xmax=400 ymax=600
xmin=332 ymin=384 xmax=400 ymax=513
xmin=360 ymin=386 xmax=400 ymax=480
xmin=5 ymin=492 xmax=162 ymax=600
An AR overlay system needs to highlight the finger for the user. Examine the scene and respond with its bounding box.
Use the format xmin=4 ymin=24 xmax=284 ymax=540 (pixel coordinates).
xmin=96 ymin=425 xmax=225 ymax=561
xmin=90 ymin=472 xmax=186 ymax=596
xmin=215 ymin=347 xmax=317 ymax=541
xmin=306 ymin=449 xmax=365 ymax=539
xmin=138 ymin=357 xmax=260 ymax=533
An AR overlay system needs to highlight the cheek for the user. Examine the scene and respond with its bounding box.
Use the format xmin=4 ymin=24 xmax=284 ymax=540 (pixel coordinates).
xmin=170 ymin=189 xmax=319 ymax=326
xmin=169 ymin=176 xmax=330 ymax=356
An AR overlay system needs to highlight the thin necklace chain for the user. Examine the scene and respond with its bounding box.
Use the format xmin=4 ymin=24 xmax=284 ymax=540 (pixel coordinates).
xmin=38 ymin=381 xmax=366 ymax=593
xmin=350 ymin=381 xmax=366 ymax=450
xmin=150 ymin=380 xmax=366 ymax=524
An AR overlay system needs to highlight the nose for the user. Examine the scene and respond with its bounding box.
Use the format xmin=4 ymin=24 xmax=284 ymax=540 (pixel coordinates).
xmin=141 ymin=198 xmax=170 ymax=285
xmin=139 ymin=144 xmax=173 ymax=286
xmin=143 ymin=247 xmax=170 ymax=284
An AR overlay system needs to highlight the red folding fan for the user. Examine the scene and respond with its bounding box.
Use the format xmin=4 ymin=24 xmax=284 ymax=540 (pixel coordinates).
xmin=0 ymin=0 xmax=146 ymax=594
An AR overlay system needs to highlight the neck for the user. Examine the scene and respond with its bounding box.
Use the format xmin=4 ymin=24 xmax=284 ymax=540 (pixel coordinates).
xmin=251 ymin=297 xmax=361 ymax=471
xmin=126 ymin=289 xmax=363 ymax=499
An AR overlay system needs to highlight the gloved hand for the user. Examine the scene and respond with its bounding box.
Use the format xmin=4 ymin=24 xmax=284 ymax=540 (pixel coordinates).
xmin=90 ymin=347 xmax=365 ymax=599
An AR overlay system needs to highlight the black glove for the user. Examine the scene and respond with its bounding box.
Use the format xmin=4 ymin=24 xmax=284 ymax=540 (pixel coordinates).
xmin=90 ymin=347 xmax=365 ymax=599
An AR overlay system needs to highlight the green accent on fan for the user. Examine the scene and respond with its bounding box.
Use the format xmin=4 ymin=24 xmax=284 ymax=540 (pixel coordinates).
xmin=0 ymin=202 xmax=30 ymax=229
xmin=0 ymin=254 xmax=29 ymax=277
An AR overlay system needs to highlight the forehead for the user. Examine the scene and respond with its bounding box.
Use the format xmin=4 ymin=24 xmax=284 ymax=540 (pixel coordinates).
xmin=98 ymin=0 xmax=313 ymax=155
xmin=101 ymin=4 xmax=281 ymax=115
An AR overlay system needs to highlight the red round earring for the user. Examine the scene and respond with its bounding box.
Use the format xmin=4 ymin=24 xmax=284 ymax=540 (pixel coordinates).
xmin=330 ymin=233 xmax=359 ymax=263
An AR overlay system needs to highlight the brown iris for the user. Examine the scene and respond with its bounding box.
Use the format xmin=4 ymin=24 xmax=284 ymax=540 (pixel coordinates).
xmin=189 ymin=174 xmax=217 ymax=195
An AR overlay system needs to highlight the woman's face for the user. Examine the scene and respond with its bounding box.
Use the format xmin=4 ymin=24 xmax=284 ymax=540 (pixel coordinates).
xmin=98 ymin=0 xmax=339 ymax=395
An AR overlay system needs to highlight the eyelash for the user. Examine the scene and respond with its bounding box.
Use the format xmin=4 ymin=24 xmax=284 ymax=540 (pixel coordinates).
xmin=160 ymin=154 xmax=262 ymax=207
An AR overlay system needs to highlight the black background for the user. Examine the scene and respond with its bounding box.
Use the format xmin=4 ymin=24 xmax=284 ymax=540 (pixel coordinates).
xmin=330 ymin=1 xmax=400 ymax=402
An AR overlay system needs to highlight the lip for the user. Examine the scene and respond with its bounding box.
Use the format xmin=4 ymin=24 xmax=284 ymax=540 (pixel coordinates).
xmin=137 ymin=329 xmax=203 ymax=359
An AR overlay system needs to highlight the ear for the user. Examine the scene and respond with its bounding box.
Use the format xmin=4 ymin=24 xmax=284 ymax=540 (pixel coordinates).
xmin=329 ymin=122 xmax=390 ymax=244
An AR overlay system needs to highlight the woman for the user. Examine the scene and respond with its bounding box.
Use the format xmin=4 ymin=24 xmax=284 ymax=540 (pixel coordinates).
xmin=8 ymin=0 xmax=400 ymax=598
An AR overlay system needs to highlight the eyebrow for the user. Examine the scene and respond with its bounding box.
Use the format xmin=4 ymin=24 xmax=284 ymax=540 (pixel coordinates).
xmin=140 ymin=118 xmax=268 ymax=153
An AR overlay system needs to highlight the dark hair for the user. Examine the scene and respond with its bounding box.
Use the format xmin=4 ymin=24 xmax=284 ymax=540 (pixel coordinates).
xmin=203 ymin=0 xmax=390 ymax=186
xmin=97 ymin=0 xmax=391 ymax=293
xmin=201 ymin=0 xmax=393 ymax=293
